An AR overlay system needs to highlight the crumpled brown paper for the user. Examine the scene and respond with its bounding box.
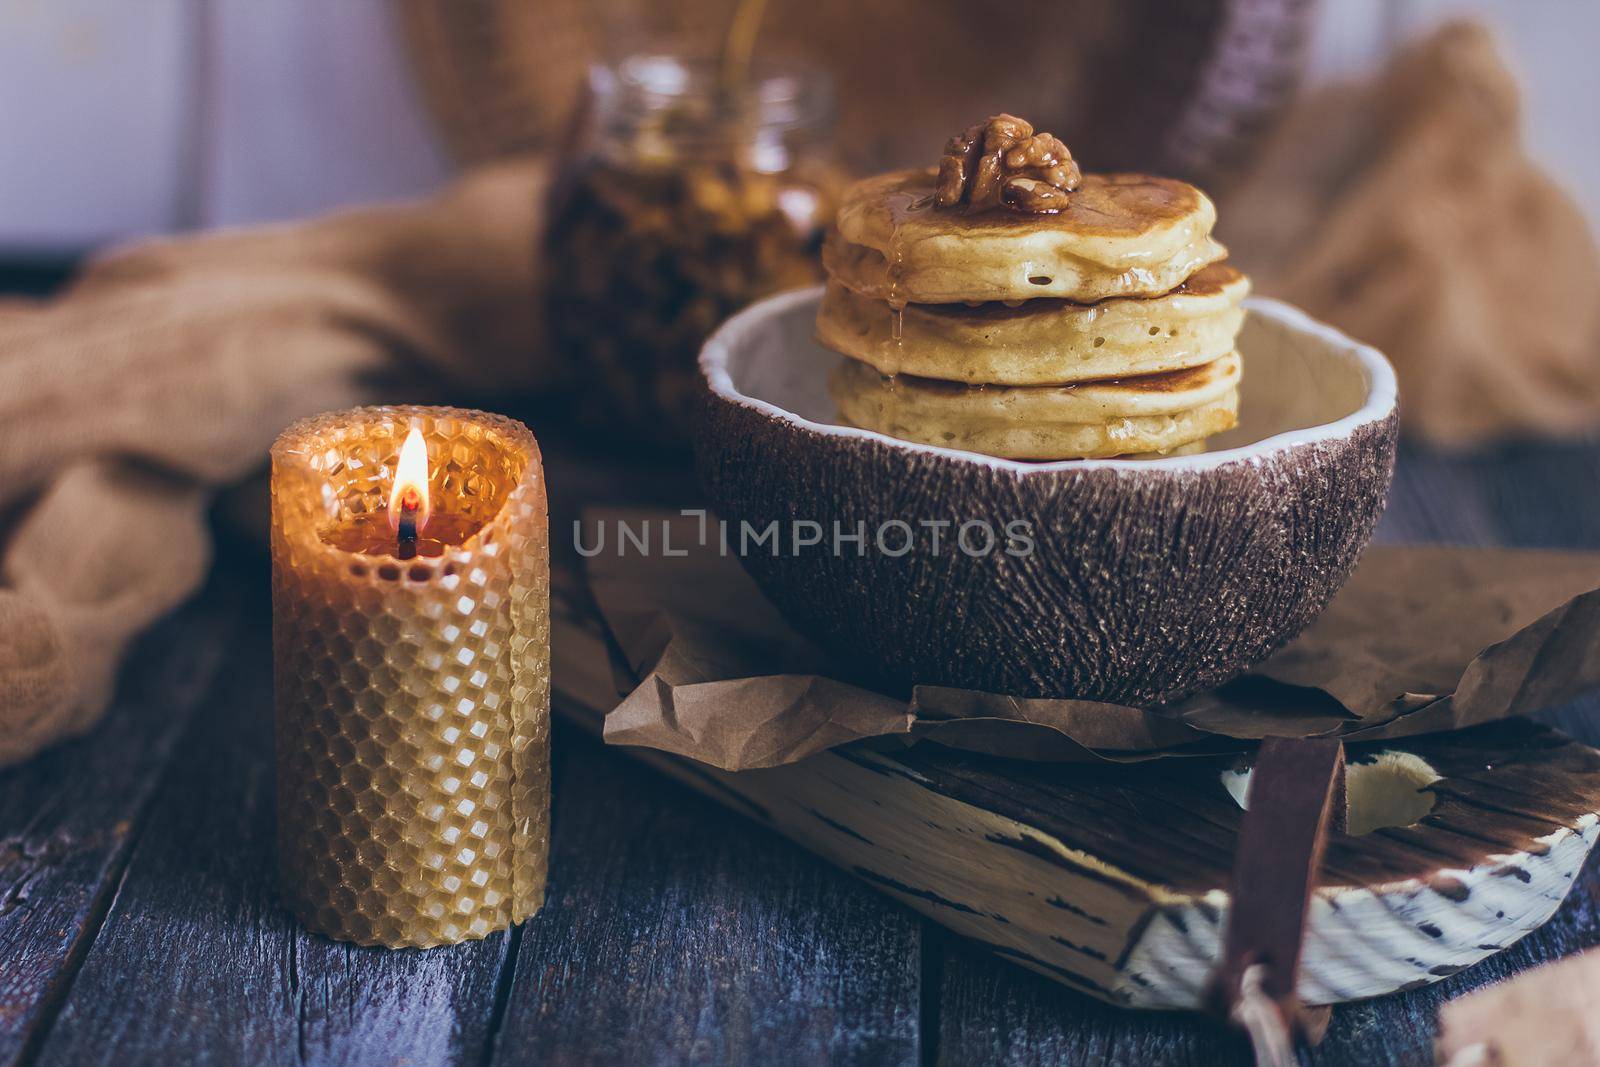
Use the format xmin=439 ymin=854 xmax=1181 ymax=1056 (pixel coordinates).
xmin=1219 ymin=21 xmax=1600 ymax=448
xmin=595 ymin=512 xmax=1600 ymax=769
xmin=0 ymin=161 xmax=552 ymax=766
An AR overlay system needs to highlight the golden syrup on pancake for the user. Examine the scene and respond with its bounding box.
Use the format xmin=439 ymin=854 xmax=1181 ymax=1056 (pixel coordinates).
xmin=883 ymin=190 xmax=938 ymax=344
xmin=863 ymin=171 xmax=1201 ymax=239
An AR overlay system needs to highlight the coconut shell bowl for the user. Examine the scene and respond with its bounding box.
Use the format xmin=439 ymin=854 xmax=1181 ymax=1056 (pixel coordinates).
xmin=694 ymin=287 xmax=1399 ymax=705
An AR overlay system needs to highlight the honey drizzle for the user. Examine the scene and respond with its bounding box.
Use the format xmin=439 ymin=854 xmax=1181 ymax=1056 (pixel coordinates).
xmin=886 ymin=201 xmax=920 ymax=345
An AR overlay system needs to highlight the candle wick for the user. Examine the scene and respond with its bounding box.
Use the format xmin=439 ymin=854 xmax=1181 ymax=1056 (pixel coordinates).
xmin=397 ymin=503 xmax=419 ymax=560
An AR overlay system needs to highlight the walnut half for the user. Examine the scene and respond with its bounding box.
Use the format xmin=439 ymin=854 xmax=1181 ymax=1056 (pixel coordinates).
xmin=935 ymin=114 xmax=1082 ymax=213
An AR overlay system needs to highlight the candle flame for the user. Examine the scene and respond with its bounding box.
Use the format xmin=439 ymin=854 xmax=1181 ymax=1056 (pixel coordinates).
xmin=388 ymin=426 xmax=432 ymax=533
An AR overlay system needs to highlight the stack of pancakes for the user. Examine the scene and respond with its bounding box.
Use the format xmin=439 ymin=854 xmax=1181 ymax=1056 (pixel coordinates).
xmin=817 ymin=169 xmax=1249 ymax=459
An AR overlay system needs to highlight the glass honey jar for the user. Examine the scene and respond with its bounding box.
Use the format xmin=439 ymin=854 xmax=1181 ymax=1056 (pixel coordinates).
xmin=544 ymin=54 xmax=841 ymax=445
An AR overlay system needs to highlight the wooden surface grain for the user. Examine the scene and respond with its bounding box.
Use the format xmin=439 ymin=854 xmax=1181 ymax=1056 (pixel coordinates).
xmin=0 ymin=590 xmax=233 ymax=1064
xmin=4 ymin=424 xmax=1600 ymax=1066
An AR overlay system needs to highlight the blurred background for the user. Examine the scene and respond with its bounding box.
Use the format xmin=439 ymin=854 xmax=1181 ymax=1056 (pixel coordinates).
xmin=1 ymin=0 xmax=1596 ymax=252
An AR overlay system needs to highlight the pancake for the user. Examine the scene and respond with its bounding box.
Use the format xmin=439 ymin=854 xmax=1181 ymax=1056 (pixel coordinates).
xmin=815 ymin=264 xmax=1248 ymax=385
xmin=832 ymin=350 xmax=1240 ymax=422
xmin=826 ymin=169 xmax=1227 ymax=304
xmin=828 ymin=355 xmax=1241 ymax=460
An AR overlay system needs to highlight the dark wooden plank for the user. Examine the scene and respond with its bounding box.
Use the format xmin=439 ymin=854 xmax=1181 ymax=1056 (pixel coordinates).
xmin=489 ymin=720 xmax=923 ymax=1066
xmin=1372 ymin=444 xmax=1502 ymax=547
xmin=473 ymin=426 xmax=922 ymax=1064
xmin=930 ymin=926 xmax=1250 ymax=1067
xmin=0 ymin=586 xmax=233 ymax=1065
xmin=31 ymin=565 xmax=513 ymax=1067
xmin=1476 ymin=440 xmax=1600 ymax=551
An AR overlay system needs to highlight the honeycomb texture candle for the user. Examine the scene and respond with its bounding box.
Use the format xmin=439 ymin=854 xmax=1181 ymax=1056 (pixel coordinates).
xmin=270 ymin=406 xmax=549 ymax=948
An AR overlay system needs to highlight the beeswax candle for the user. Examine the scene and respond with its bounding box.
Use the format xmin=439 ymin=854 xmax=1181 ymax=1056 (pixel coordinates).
xmin=270 ymin=405 xmax=549 ymax=948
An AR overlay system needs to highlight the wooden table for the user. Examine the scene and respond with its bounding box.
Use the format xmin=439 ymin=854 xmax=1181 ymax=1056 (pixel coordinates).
xmin=3 ymin=265 xmax=1599 ymax=1064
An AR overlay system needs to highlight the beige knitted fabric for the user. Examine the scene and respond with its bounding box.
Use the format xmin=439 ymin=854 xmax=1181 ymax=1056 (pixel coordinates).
xmin=1221 ymin=22 xmax=1600 ymax=447
xmin=0 ymin=161 xmax=549 ymax=766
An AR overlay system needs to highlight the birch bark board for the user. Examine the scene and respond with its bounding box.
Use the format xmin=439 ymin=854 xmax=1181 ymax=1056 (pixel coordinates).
xmin=549 ymin=563 xmax=1600 ymax=1010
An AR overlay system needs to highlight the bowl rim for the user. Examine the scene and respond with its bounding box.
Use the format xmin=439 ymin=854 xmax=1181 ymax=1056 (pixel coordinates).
xmin=699 ymin=286 xmax=1399 ymax=474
